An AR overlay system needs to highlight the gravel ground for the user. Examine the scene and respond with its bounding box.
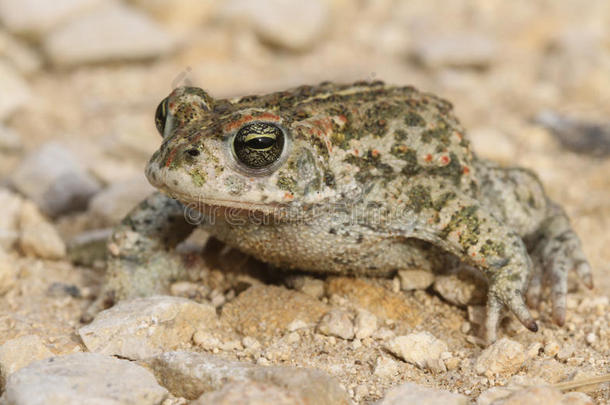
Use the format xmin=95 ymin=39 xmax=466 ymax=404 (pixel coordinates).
xmin=0 ymin=0 xmax=609 ymax=404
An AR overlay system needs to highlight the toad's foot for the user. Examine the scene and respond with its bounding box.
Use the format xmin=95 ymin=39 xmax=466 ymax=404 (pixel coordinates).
xmin=526 ymin=203 xmax=593 ymax=326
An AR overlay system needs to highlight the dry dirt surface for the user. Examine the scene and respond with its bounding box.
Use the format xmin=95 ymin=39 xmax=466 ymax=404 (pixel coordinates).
xmin=0 ymin=0 xmax=609 ymax=404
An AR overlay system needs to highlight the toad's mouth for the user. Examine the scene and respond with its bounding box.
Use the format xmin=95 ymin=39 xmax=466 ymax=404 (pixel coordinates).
xmin=160 ymin=188 xmax=282 ymax=215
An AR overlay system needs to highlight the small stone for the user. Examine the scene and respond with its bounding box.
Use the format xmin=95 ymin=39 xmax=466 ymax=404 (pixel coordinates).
xmin=44 ymin=2 xmax=175 ymax=66
xmin=374 ymin=356 xmax=399 ymax=379
xmin=544 ymin=340 xmax=560 ymax=357
xmin=221 ymin=285 xmax=328 ymax=342
xmin=19 ymin=202 xmax=67 ymax=259
xmin=285 ymin=331 xmax=300 ymax=344
xmin=412 ymin=32 xmax=497 ymax=69
xmin=79 ymin=296 xmax=218 ymax=360
xmin=491 ymin=386 xmax=563 ymax=405
xmin=0 ymin=31 xmax=42 ymax=74
xmin=0 ymin=189 xmax=22 ymax=249
xmin=0 ymin=0 xmax=102 ymax=36
xmin=284 ymin=275 xmax=325 ymax=299
xmin=1 ymin=353 xmax=167 ymax=404
xmin=385 ymin=332 xmax=448 ymax=373
xmin=0 ymin=249 xmax=16 ymax=295
xmin=433 ymin=266 xmax=487 ymax=306
xmin=354 ymin=309 xmax=377 ymax=339
xmin=242 ymin=336 xmax=261 ymax=350
xmin=224 ymin=0 xmax=329 ymax=52
xmin=526 ymin=342 xmax=543 ymax=359
xmin=0 ymin=61 xmax=30 ymax=121
xmin=192 ymin=381 xmax=302 ymax=405
xmin=475 ymin=338 xmax=526 ymax=377
xmin=397 ymin=269 xmax=434 ymax=291
xmin=585 ymin=332 xmax=597 ymax=345
xmin=10 ymin=142 xmax=101 ymax=217
xmin=144 ymin=351 xmax=350 ymax=403
xmin=88 ymin=178 xmax=155 ymax=225
xmin=556 ymin=345 xmax=574 ymax=361
xmin=445 ymin=356 xmax=460 ymax=371
xmin=192 ymin=331 xmax=221 ymax=351
xmin=378 ymin=381 xmax=468 ymax=405
xmin=0 ymin=124 xmax=22 ymax=153
xmin=286 ymin=319 xmax=308 ymax=332
xmin=561 ymin=392 xmax=594 ymax=405
xmin=317 ymin=309 xmax=355 ymax=340
xmin=0 ymin=335 xmax=53 ymax=389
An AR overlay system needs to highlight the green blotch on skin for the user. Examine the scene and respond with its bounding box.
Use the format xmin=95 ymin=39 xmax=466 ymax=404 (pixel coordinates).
xmin=404 ymin=111 xmax=426 ymax=127
xmin=440 ymin=205 xmax=481 ymax=249
xmin=480 ymin=239 xmax=506 ymax=258
xmin=433 ymin=191 xmax=457 ymax=211
xmin=428 ymin=152 xmax=463 ymax=185
xmin=277 ymin=175 xmax=297 ymax=192
xmin=189 ymin=168 xmax=207 ymax=186
xmin=391 ymin=144 xmax=421 ymax=176
xmin=421 ymin=127 xmax=451 ymax=145
xmin=406 ymin=185 xmax=433 ymax=213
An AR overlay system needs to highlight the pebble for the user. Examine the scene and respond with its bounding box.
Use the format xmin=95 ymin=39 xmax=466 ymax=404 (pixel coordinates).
xmin=242 ymin=336 xmax=261 ymax=350
xmin=223 ymin=0 xmax=329 ymax=52
xmin=544 ymin=340 xmax=560 ymax=357
xmin=354 ymin=309 xmax=377 ymax=339
xmin=79 ymin=296 xmax=219 ymax=360
xmin=0 ymin=335 xmax=53 ymax=389
xmin=0 ymin=352 xmax=168 ymax=404
xmin=286 ymin=319 xmax=308 ymax=332
xmin=192 ymin=331 xmax=221 ymax=351
xmin=0 ymin=61 xmax=30 ymax=121
xmin=0 ymin=188 xmax=22 ymax=249
xmin=19 ymin=202 xmax=66 ymax=259
xmin=556 ymin=345 xmax=574 ymax=361
xmin=0 ymin=248 xmax=16 ymax=295
xmin=88 ymin=178 xmax=155 ymax=225
xmin=378 ymin=381 xmax=468 ymax=405
xmin=397 ymin=269 xmax=434 ymax=291
xmin=192 ymin=381 xmax=302 ymax=405
xmin=475 ymin=338 xmax=526 ymax=377
xmin=43 ymin=2 xmax=175 ymax=67
xmin=10 ymin=142 xmax=101 ymax=217
xmin=373 ymin=356 xmax=399 ymax=379
xmin=284 ymin=274 xmax=325 ymax=299
xmin=385 ymin=332 xmax=448 ymax=373
xmin=317 ymin=309 xmax=355 ymax=340
xmin=433 ymin=266 xmax=487 ymax=306
xmin=0 ymin=0 xmax=102 ymax=36
xmin=585 ymin=332 xmax=597 ymax=345
xmin=412 ymin=31 xmax=497 ymax=69
xmin=143 ymin=351 xmax=350 ymax=404
xmin=489 ymin=386 xmax=563 ymax=405
xmin=0 ymin=124 xmax=22 ymax=152
xmin=0 ymin=31 xmax=41 ymax=74
xmin=221 ymin=285 xmax=328 ymax=341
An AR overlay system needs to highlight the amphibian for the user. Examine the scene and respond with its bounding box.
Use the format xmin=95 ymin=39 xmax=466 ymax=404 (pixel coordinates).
xmin=91 ymin=81 xmax=593 ymax=343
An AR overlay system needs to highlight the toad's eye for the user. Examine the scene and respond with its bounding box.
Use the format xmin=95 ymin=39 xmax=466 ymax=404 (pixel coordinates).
xmin=233 ymin=122 xmax=285 ymax=169
xmin=155 ymin=97 xmax=169 ymax=136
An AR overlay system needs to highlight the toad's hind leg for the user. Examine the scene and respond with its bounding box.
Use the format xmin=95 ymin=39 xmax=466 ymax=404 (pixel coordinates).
xmin=527 ymin=202 xmax=593 ymax=326
xmin=390 ymin=188 xmax=538 ymax=343
xmin=84 ymin=192 xmax=197 ymax=320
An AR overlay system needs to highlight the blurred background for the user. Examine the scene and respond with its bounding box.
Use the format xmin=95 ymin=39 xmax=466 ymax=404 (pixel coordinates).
xmin=1 ymin=0 xmax=610 ymax=297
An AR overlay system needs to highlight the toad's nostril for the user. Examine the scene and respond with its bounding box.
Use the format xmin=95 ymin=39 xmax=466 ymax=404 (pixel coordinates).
xmin=186 ymin=148 xmax=200 ymax=157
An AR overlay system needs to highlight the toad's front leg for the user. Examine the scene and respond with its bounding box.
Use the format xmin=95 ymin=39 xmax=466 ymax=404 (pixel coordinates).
xmin=85 ymin=192 xmax=196 ymax=319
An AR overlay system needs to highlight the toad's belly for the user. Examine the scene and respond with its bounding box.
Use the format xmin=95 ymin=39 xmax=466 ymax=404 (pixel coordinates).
xmin=203 ymin=215 xmax=446 ymax=277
